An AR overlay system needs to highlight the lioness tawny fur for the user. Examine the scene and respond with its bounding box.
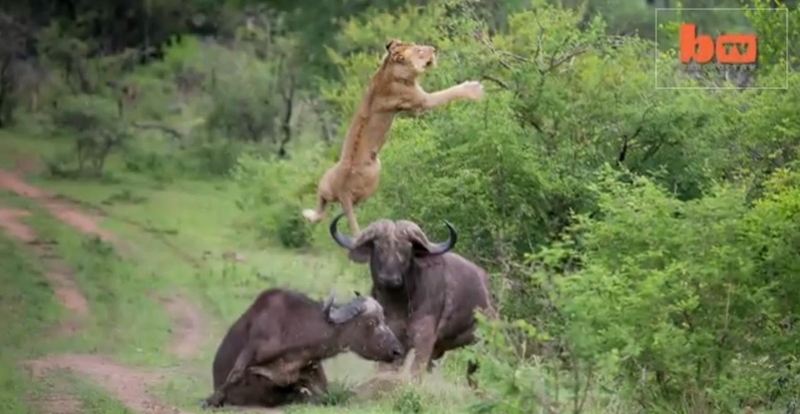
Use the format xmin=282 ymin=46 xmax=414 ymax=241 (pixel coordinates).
xmin=302 ymin=39 xmax=485 ymax=235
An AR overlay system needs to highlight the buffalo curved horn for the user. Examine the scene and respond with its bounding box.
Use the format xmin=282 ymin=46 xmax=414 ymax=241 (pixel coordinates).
xmin=326 ymin=296 xmax=368 ymax=325
xmin=425 ymin=220 xmax=458 ymax=255
xmin=329 ymin=212 xmax=354 ymax=249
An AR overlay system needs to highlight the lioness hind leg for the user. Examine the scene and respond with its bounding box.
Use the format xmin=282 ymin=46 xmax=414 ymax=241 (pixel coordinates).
xmin=340 ymin=195 xmax=360 ymax=235
xmin=302 ymin=195 xmax=328 ymax=223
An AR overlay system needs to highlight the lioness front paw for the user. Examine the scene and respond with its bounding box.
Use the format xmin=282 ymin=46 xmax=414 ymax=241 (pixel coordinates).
xmin=460 ymin=81 xmax=485 ymax=100
xmin=302 ymin=209 xmax=322 ymax=222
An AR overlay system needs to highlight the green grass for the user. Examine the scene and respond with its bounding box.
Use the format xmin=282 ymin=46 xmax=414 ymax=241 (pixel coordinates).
xmin=0 ymin=226 xmax=74 ymax=413
xmin=0 ymin=129 xmax=481 ymax=414
xmin=33 ymin=370 xmax=134 ymax=414
xmin=0 ymin=228 xmax=62 ymax=412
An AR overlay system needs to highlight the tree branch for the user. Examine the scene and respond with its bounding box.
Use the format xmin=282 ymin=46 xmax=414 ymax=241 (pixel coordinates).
xmin=481 ymin=74 xmax=510 ymax=90
xmin=131 ymin=121 xmax=183 ymax=139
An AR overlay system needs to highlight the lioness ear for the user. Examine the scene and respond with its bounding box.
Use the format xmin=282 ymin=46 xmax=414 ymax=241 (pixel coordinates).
xmin=385 ymin=39 xmax=405 ymax=62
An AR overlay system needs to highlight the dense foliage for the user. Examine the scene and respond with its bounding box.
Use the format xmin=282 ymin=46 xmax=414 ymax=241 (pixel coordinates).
xmin=2 ymin=0 xmax=800 ymax=412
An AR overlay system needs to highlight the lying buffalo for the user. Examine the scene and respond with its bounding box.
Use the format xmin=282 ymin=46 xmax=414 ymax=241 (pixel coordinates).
xmin=329 ymin=213 xmax=497 ymax=387
xmin=203 ymin=288 xmax=405 ymax=409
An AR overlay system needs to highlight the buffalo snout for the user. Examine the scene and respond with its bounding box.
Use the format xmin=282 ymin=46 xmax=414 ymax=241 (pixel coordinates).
xmin=373 ymin=323 xmax=405 ymax=363
xmin=390 ymin=345 xmax=404 ymax=362
xmin=377 ymin=273 xmax=404 ymax=289
xmin=383 ymin=333 xmax=405 ymax=363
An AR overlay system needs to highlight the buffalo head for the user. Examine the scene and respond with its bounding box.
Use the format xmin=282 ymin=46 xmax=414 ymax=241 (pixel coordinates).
xmin=321 ymin=291 xmax=404 ymax=363
xmin=329 ymin=213 xmax=457 ymax=289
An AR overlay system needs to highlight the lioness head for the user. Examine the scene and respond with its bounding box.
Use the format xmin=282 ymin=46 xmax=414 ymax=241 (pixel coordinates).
xmin=384 ymin=39 xmax=437 ymax=76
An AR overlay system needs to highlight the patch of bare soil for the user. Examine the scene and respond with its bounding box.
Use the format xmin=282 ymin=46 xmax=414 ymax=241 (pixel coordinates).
xmin=213 ymin=406 xmax=284 ymax=413
xmin=158 ymin=293 xmax=208 ymax=359
xmin=0 ymin=165 xmax=217 ymax=413
xmin=23 ymin=354 xmax=193 ymax=414
xmin=0 ymin=169 xmax=133 ymax=254
xmin=12 ymin=152 xmax=43 ymax=175
xmin=64 ymin=193 xmax=204 ymax=268
xmin=0 ymin=206 xmax=89 ymax=320
xmin=27 ymin=376 xmax=85 ymax=414
xmin=351 ymin=371 xmax=406 ymax=402
xmin=0 ymin=206 xmax=87 ymax=413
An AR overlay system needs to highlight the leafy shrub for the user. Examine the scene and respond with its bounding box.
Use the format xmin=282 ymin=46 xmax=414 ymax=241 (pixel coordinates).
xmin=121 ymin=73 xmax=178 ymax=121
xmin=183 ymin=135 xmax=246 ymax=178
xmin=205 ymin=47 xmax=282 ymax=143
xmin=274 ymin=202 xmax=314 ymax=249
xmin=49 ymin=93 xmax=117 ymax=132
xmin=317 ymin=380 xmax=355 ymax=406
xmin=321 ymin=1 xmax=800 ymax=412
xmin=46 ymin=93 xmax=131 ymax=177
xmin=538 ymin=168 xmax=799 ymax=411
xmin=393 ymin=388 xmax=423 ymax=414
xmin=231 ymin=149 xmax=326 ymax=249
xmin=122 ymin=144 xmax=184 ymax=183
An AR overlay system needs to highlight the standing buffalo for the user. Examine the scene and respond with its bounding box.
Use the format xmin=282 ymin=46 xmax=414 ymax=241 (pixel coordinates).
xmin=328 ymin=213 xmax=497 ymax=387
xmin=203 ymin=288 xmax=405 ymax=409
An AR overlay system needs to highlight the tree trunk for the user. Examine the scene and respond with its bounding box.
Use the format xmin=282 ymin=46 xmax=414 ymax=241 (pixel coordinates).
xmin=278 ymin=75 xmax=295 ymax=158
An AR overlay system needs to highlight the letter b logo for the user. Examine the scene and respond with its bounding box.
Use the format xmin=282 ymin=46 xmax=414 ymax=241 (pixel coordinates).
xmin=679 ymin=23 xmax=757 ymax=64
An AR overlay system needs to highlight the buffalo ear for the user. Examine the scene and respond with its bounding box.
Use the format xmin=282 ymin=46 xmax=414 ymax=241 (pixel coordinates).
xmin=410 ymin=241 xmax=432 ymax=257
xmin=348 ymin=240 xmax=373 ymax=264
xmin=408 ymin=220 xmax=457 ymax=257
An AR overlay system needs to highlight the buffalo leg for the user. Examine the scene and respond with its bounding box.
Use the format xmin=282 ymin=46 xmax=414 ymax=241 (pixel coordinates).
xmin=300 ymin=363 xmax=329 ymax=403
xmin=203 ymin=340 xmax=281 ymax=409
xmin=248 ymin=358 xmax=308 ymax=387
xmin=426 ymin=347 xmax=445 ymax=373
xmin=439 ymin=329 xmax=480 ymax=388
xmin=408 ymin=317 xmax=437 ymax=380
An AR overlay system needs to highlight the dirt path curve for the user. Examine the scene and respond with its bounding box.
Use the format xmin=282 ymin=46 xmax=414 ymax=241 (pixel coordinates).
xmin=0 ymin=169 xmax=133 ymax=255
xmin=24 ymin=355 xmax=194 ymax=414
xmin=0 ymin=167 xmax=211 ymax=359
xmin=0 ymin=205 xmax=88 ymax=413
xmin=157 ymin=293 xmax=208 ymax=359
xmin=0 ymin=168 xmax=209 ymax=414
xmin=0 ymin=206 xmax=89 ymax=332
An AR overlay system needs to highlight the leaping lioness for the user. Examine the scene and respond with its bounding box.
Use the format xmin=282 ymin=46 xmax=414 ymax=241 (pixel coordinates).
xmin=302 ymin=39 xmax=485 ymax=235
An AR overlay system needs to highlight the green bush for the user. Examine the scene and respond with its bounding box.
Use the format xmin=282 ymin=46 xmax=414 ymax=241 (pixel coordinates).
xmin=275 ymin=202 xmax=314 ymax=249
xmin=393 ymin=388 xmax=424 ymax=414
xmin=513 ymin=167 xmax=799 ymax=411
xmin=183 ymin=135 xmax=246 ymax=178
xmin=205 ymin=47 xmax=282 ymax=143
xmin=230 ymin=149 xmax=326 ymax=249
xmin=320 ymin=0 xmax=800 ymax=412
xmin=15 ymin=0 xmax=800 ymax=412
xmin=122 ymin=144 xmax=184 ymax=183
xmin=45 ymin=93 xmax=131 ymax=177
